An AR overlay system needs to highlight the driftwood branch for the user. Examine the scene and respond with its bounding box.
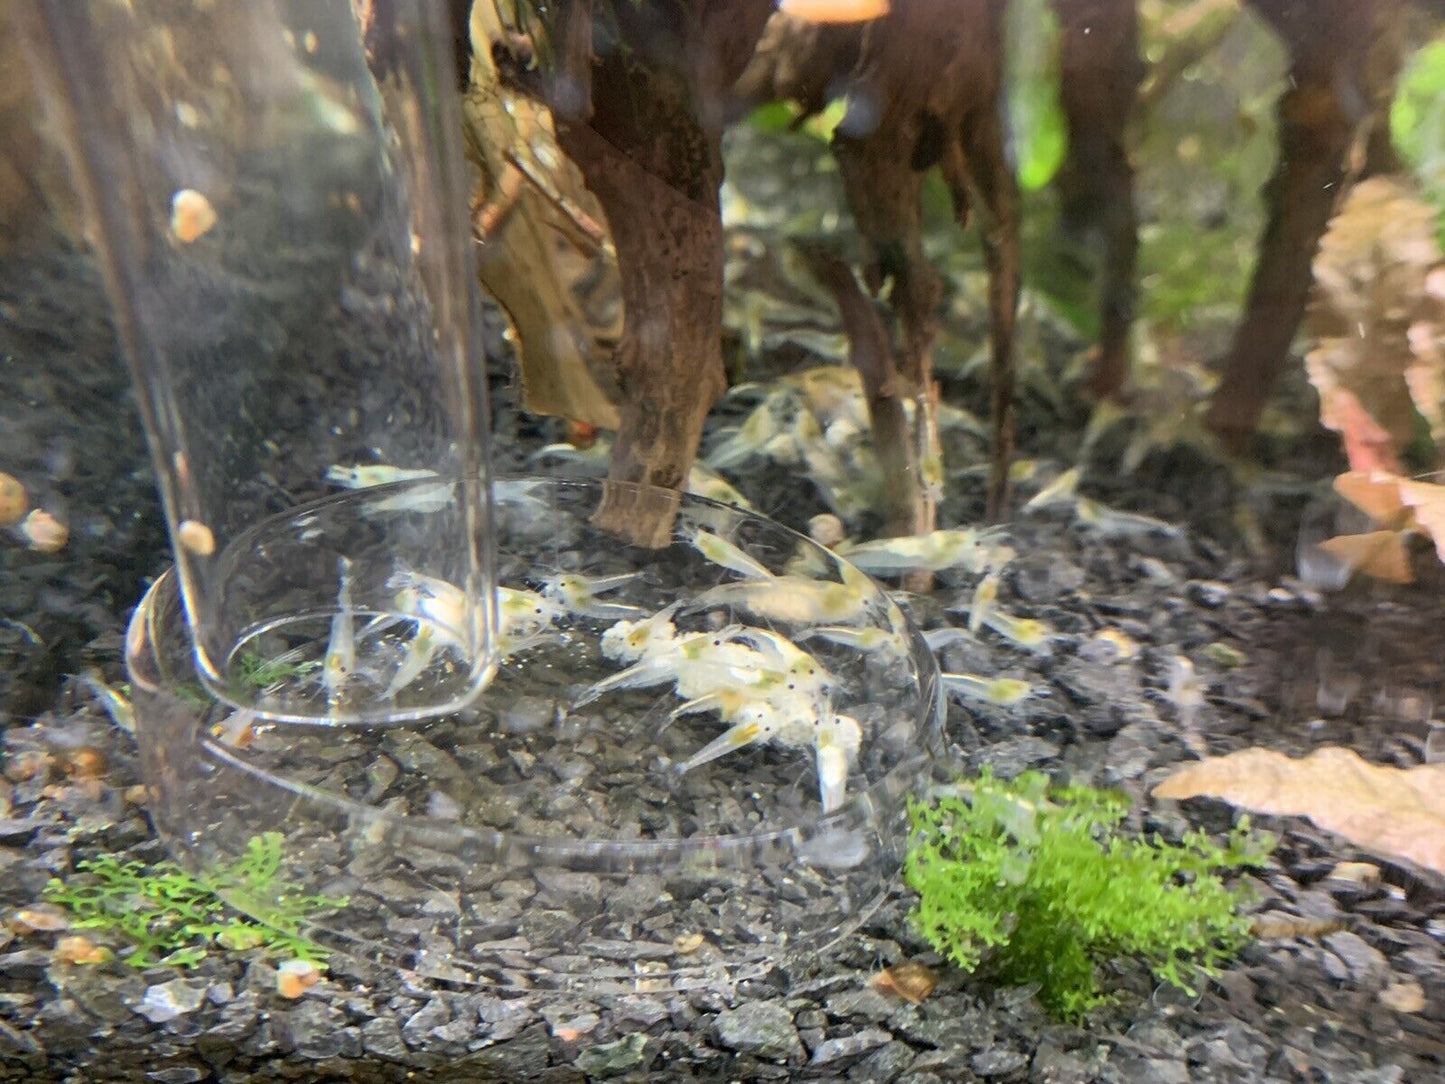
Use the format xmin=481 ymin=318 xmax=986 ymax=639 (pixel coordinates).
xmin=799 ymin=244 xmax=924 ymax=540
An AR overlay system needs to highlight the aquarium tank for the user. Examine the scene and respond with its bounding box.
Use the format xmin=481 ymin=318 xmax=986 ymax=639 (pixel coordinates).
xmin=0 ymin=0 xmax=1442 ymax=1081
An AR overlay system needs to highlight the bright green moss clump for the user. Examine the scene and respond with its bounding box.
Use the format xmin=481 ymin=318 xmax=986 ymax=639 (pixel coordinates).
xmin=44 ymin=833 xmax=347 ymax=968
xmin=905 ymin=770 xmax=1270 ymax=1019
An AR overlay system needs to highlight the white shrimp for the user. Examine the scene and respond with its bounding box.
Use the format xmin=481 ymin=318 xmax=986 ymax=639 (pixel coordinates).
xmin=921 ymin=626 xmax=974 ymax=652
xmin=795 ymin=624 xmax=909 ymax=658
xmin=1021 ymin=466 xmax=1080 ymax=512
xmin=941 ymin=672 xmax=1033 ymax=707
xmin=539 ymin=571 xmax=649 ymax=620
xmin=686 ymin=465 xmax=756 ymax=512
xmin=839 ymin=528 xmax=1009 ymax=576
xmin=688 ymin=558 xmax=875 ymax=627
xmin=325 ymin=464 xmax=438 ymax=489
xmin=688 ymin=526 xmax=774 ymax=580
xmin=1074 ymin=497 xmax=1182 ymax=540
xmin=211 ymin=708 xmax=261 ymax=749
xmin=969 ymin=573 xmax=1001 ymax=634
xmin=579 ymin=628 xmax=762 ymax=705
xmin=675 ymin=701 xmax=787 ymax=773
xmin=813 ymin=713 xmax=862 ymax=813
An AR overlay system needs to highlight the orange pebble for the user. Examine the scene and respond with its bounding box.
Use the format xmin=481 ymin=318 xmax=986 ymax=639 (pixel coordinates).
xmin=170 ymin=188 xmax=217 ymax=243
xmin=0 ymin=472 xmax=26 ymax=527
xmin=11 ymin=908 xmax=69 ymax=934
xmin=55 ymin=935 xmax=112 ymax=965
xmin=21 ymin=509 xmax=68 ymax=552
xmin=62 ymin=747 xmax=107 ymax=781
xmin=276 ymin=958 xmax=322 ymax=998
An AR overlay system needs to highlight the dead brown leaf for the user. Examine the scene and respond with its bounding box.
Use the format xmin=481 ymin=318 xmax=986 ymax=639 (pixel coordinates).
xmin=1153 ymin=746 xmax=1445 ymax=877
xmin=1316 ymin=530 xmax=1415 ymax=584
xmin=1248 ymin=911 xmax=1347 ymax=940
xmin=1333 ymin=471 xmax=1410 ymax=525
xmin=1396 ymin=477 xmax=1445 ymax=565
xmin=868 ymin=960 xmax=937 ymax=1003
xmin=1307 ymin=176 xmax=1445 ymax=471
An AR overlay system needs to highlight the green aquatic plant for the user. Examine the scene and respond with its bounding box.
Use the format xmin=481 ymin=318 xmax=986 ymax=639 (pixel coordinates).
xmin=905 ymin=769 xmax=1269 ymax=1019
xmin=44 ymin=833 xmax=347 ymax=968
xmin=237 ymin=649 xmax=319 ymax=690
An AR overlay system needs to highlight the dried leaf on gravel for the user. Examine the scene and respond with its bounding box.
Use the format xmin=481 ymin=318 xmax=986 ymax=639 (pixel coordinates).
xmin=1396 ymin=477 xmax=1445 ymax=563
xmin=1334 ymin=471 xmax=1412 ymax=525
xmin=1316 ymin=530 xmax=1415 ymax=583
xmin=1326 ymin=470 xmax=1445 ymax=577
xmin=868 ymin=960 xmax=937 ymax=1003
xmin=1154 ymin=746 xmax=1445 ymax=877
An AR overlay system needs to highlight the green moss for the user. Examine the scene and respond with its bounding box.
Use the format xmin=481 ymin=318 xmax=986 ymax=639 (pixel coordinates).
xmin=905 ymin=770 xmax=1269 ymax=1019
xmin=237 ymin=650 xmax=318 ymax=690
xmin=44 ymin=833 xmax=347 ymax=969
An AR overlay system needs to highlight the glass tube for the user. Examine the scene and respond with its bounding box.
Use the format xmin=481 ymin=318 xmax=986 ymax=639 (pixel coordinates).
xmin=20 ymin=0 xmax=497 ymax=723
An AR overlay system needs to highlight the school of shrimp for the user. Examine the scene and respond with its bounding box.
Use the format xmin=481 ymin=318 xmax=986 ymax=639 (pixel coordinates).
xmin=220 ymin=366 xmax=1190 ymax=810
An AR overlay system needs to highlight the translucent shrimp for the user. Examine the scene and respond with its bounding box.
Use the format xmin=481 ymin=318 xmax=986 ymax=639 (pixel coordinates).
xmin=322 ymin=557 xmax=356 ymax=705
xmin=325 ymin=464 xmax=437 ymax=489
xmin=79 ymin=671 xmax=135 ymax=734
xmin=1021 ymin=466 xmax=1080 ymax=512
xmin=539 ymin=571 xmax=649 ymax=619
xmin=686 ymin=464 xmax=756 ymax=512
xmin=980 ymin=611 xmax=1054 ymax=652
xmin=383 ymin=572 xmax=562 ymax=699
xmin=968 ymin=573 xmax=1001 ymax=634
xmin=727 ymin=627 xmax=835 ymax=700
xmin=795 ymin=624 xmax=908 ymax=658
xmin=578 ymin=628 xmax=761 ymax=706
xmin=839 ymin=528 xmax=1008 ymax=576
xmin=1074 ymin=497 xmax=1182 ymax=540
xmin=1167 ymin=655 xmax=1205 ymax=730
xmin=688 ymin=527 xmax=774 ymax=580
xmin=498 ymin=585 xmax=566 ymax=638
xmin=382 ymin=622 xmax=443 ymax=700
xmin=948 ymin=585 xmax=1055 ymax=652
xmin=687 ymin=569 xmax=875 ymax=627
xmin=941 ymin=672 xmax=1033 ymax=707
xmin=211 ymin=708 xmax=261 ymax=749
xmin=704 ymin=397 xmax=786 ymax=470
xmin=599 ymin=601 xmax=682 ymax=663
xmin=813 ymin=713 xmax=862 ymax=813
xmin=675 ymin=701 xmax=786 ymax=773
xmin=367 ymin=481 xmax=453 ymax=515
xmin=921 ymin=626 xmax=974 ymax=652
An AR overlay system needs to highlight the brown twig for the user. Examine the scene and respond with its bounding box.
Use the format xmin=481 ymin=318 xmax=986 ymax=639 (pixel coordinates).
xmin=798 ymin=243 xmax=924 ymax=541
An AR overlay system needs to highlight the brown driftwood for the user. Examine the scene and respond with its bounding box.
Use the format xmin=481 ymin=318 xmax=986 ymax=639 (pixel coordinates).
xmin=1205 ymin=0 xmax=1406 ymax=445
xmin=1053 ymin=0 xmax=1143 ymax=401
xmin=496 ymin=0 xmax=775 ymax=547
xmin=739 ymin=0 xmax=1019 ymax=520
xmin=462 ymin=1 xmax=622 ymax=431
xmin=799 ymin=246 xmax=924 ymax=540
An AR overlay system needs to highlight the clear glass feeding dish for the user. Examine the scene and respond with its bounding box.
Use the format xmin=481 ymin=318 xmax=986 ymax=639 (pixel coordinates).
xmin=127 ymin=475 xmax=944 ymax=993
